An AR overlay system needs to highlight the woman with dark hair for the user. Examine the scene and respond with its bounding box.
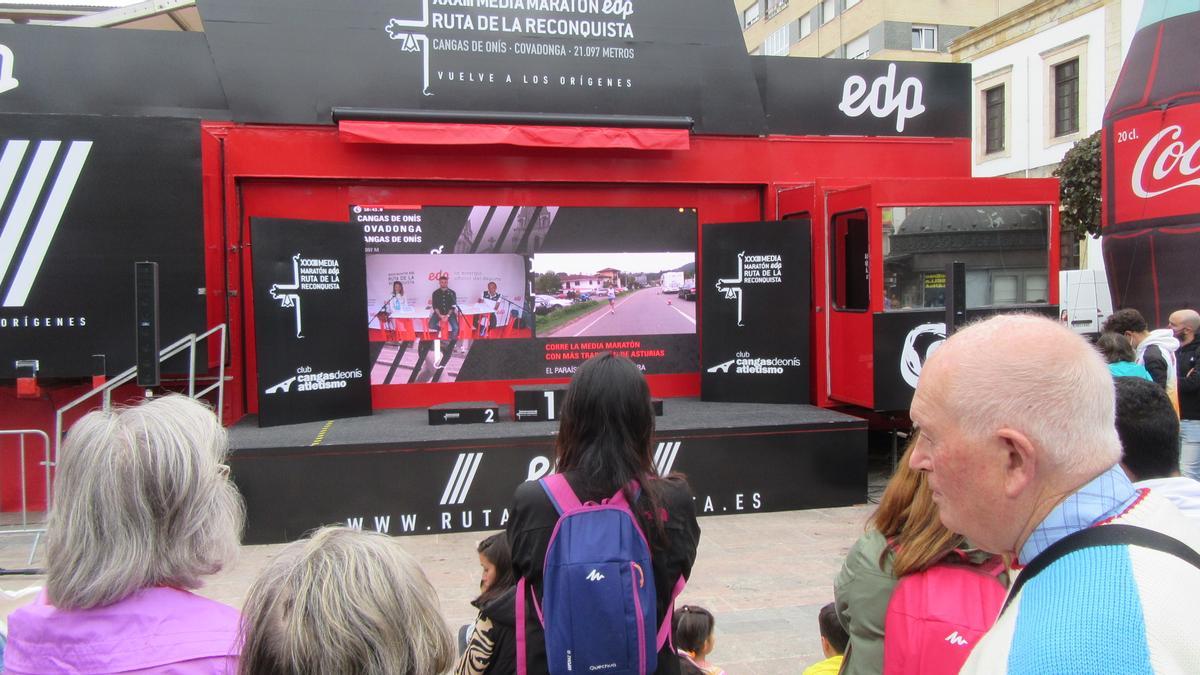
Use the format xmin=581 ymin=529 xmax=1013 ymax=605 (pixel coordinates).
xmin=1096 ymin=332 xmax=1154 ymax=381
xmin=456 ymin=533 xmax=518 ymax=675
xmin=507 ymin=352 xmax=701 ymax=675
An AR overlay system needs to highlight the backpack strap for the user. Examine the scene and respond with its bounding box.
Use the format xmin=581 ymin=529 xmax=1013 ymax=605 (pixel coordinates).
xmin=539 ymin=473 xmax=583 ymax=514
xmin=1001 ymin=524 xmax=1200 ymax=614
xmin=657 ymin=575 xmax=687 ymax=651
xmin=516 ymin=577 xmax=527 ymax=675
xmin=515 ymin=578 xmax=547 ymax=675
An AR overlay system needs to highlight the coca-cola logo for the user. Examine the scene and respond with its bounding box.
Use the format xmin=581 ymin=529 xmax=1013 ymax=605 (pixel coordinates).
xmin=1131 ymin=125 xmax=1200 ymax=198
xmin=837 ymin=63 xmax=926 ymax=133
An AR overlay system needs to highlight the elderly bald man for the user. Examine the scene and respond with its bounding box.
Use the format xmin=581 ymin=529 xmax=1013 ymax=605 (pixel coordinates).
xmin=908 ymin=313 xmax=1200 ymax=674
xmin=1170 ymin=308 xmax=1200 ymax=481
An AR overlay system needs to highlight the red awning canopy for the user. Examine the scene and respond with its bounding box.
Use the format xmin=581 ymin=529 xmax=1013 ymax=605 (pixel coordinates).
xmin=338 ymin=120 xmax=690 ymax=151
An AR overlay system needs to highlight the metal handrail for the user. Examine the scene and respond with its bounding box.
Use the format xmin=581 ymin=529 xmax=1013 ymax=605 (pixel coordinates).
xmin=0 ymin=429 xmax=52 ymax=565
xmin=54 ymin=324 xmax=227 ymax=461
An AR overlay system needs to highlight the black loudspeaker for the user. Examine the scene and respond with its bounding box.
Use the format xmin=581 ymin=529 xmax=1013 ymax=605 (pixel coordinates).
xmin=135 ymin=262 xmax=160 ymax=388
xmin=945 ymin=261 xmax=966 ymax=337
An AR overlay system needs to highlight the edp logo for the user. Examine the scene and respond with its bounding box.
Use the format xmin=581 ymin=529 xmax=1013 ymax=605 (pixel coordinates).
xmin=838 ymin=63 xmax=926 ymax=133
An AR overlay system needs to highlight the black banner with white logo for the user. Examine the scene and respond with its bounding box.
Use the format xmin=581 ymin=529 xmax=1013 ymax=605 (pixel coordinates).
xmin=0 ymin=115 xmax=205 ymax=378
xmin=872 ymin=304 xmax=1060 ymax=412
xmin=251 ymin=218 xmax=373 ymax=427
xmin=0 ymin=25 xmax=228 ymax=119
xmin=700 ymin=220 xmax=811 ymax=403
xmin=232 ymin=419 xmax=864 ymax=543
xmin=197 ymin=0 xmax=765 ymax=134
xmin=754 ymin=57 xmax=971 ymax=138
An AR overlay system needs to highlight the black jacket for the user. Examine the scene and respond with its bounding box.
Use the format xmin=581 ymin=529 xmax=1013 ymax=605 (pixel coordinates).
xmin=1179 ymin=339 xmax=1200 ymax=420
xmin=456 ymin=587 xmax=517 ymax=675
xmin=507 ymin=473 xmax=701 ymax=675
xmin=1143 ymin=343 xmax=1170 ymax=389
xmin=432 ymin=287 xmax=458 ymax=315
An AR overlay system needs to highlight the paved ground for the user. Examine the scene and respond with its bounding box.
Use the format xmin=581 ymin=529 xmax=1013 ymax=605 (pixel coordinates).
xmin=1 ymin=504 xmax=874 ymax=674
xmin=545 ymin=287 xmax=697 ymax=337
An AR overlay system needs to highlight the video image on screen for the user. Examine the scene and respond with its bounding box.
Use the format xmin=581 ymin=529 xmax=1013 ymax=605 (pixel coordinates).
xmin=355 ymin=204 xmax=698 ymax=384
xmin=530 ymin=252 xmax=696 ymax=338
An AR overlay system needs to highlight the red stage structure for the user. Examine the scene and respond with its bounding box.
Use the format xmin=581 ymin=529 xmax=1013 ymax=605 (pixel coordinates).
xmin=0 ymin=1 xmax=1061 ymax=519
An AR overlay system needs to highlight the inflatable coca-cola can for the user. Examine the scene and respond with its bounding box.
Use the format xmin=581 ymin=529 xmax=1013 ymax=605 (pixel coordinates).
xmin=1102 ymin=7 xmax=1200 ymax=324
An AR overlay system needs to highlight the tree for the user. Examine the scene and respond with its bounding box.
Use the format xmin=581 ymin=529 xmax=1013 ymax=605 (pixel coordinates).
xmin=1053 ymin=130 xmax=1102 ymax=240
xmin=534 ymin=271 xmax=561 ymax=295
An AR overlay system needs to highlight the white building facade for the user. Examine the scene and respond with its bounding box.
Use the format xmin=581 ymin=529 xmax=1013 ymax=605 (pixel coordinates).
xmin=953 ymin=0 xmax=1144 ymax=179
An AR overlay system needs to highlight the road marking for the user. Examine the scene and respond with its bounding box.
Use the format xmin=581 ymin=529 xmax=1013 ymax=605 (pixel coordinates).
xmin=669 ymin=304 xmax=696 ymax=325
xmin=571 ymin=293 xmax=636 ymax=337
xmin=310 ymin=420 xmax=334 ymax=446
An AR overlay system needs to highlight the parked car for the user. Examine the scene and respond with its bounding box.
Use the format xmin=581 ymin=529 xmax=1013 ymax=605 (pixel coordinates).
xmin=680 ymin=283 xmax=698 ymax=301
xmin=534 ymin=294 xmax=572 ymax=314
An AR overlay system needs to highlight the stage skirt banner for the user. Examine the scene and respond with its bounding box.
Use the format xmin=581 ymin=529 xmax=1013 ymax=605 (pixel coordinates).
xmin=250 ymin=218 xmax=373 ymax=427
xmin=231 ymin=418 xmax=865 ymax=544
xmin=699 ymin=219 xmax=811 ymax=404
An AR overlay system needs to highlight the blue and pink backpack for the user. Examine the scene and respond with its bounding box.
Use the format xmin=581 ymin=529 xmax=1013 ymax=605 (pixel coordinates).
xmin=516 ymin=474 xmax=684 ymax=675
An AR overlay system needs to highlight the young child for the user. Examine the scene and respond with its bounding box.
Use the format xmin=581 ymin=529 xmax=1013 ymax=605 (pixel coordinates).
xmin=456 ymin=533 xmax=517 ymax=675
xmin=803 ymin=603 xmax=849 ymax=675
xmin=673 ymin=604 xmax=727 ymax=675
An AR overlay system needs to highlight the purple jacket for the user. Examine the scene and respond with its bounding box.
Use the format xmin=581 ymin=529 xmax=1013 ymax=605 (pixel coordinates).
xmin=3 ymin=586 xmax=240 ymax=674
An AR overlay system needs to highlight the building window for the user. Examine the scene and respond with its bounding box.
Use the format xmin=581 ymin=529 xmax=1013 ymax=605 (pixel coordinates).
xmin=984 ymin=85 xmax=1005 ymax=153
xmin=799 ymin=13 xmax=812 ymax=38
xmin=1054 ymin=58 xmax=1080 ymax=137
xmin=743 ymin=3 xmax=760 ymax=27
xmin=846 ymin=33 xmax=870 ymax=59
xmin=992 ymin=275 xmax=1018 ymax=305
xmin=1024 ymin=274 xmax=1048 ymax=303
xmin=912 ymin=25 xmax=937 ymax=51
xmin=845 ymin=0 xmax=861 ymax=8
xmin=822 ymin=0 xmax=835 ymax=24
xmin=766 ymin=0 xmax=787 ymax=19
xmin=765 ymin=25 xmax=790 ymax=56
xmin=975 ymin=65 xmax=1012 ymax=161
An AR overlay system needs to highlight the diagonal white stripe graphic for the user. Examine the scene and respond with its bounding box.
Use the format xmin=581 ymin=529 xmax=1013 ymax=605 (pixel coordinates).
xmin=6 ymin=141 xmax=92 ymax=307
xmin=653 ymin=442 xmax=667 ymax=472
xmin=452 ymin=452 xmax=482 ymax=505
xmin=0 ymin=140 xmax=57 ymax=290
xmin=652 ymin=441 xmax=672 ymax=473
xmin=664 ymin=441 xmax=681 ymax=475
xmin=0 ymin=140 xmax=31 ymax=219
xmin=446 ymin=452 xmax=475 ymax=505
xmin=440 ymin=453 xmax=468 ymax=505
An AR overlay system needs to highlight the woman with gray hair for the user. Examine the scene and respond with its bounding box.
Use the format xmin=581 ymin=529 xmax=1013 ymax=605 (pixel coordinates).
xmin=238 ymin=525 xmax=456 ymax=675
xmin=3 ymin=395 xmax=246 ymax=674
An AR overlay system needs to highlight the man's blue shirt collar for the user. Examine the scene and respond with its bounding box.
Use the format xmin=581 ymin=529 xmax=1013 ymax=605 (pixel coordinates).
xmin=1018 ymin=464 xmax=1140 ymax=566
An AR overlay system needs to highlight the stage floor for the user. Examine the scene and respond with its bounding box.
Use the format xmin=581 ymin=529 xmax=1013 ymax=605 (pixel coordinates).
xmin=228 ymin=398 xmax=861 ymax=450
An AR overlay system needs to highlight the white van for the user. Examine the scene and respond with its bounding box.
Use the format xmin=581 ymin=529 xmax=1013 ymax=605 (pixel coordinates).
xmin=1059 ymin=269 xmax=1113 ymax=337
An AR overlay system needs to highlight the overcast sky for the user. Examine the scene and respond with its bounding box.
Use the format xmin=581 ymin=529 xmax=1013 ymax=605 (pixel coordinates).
xmin=531 ymin=252 xmax=694 ymax=275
